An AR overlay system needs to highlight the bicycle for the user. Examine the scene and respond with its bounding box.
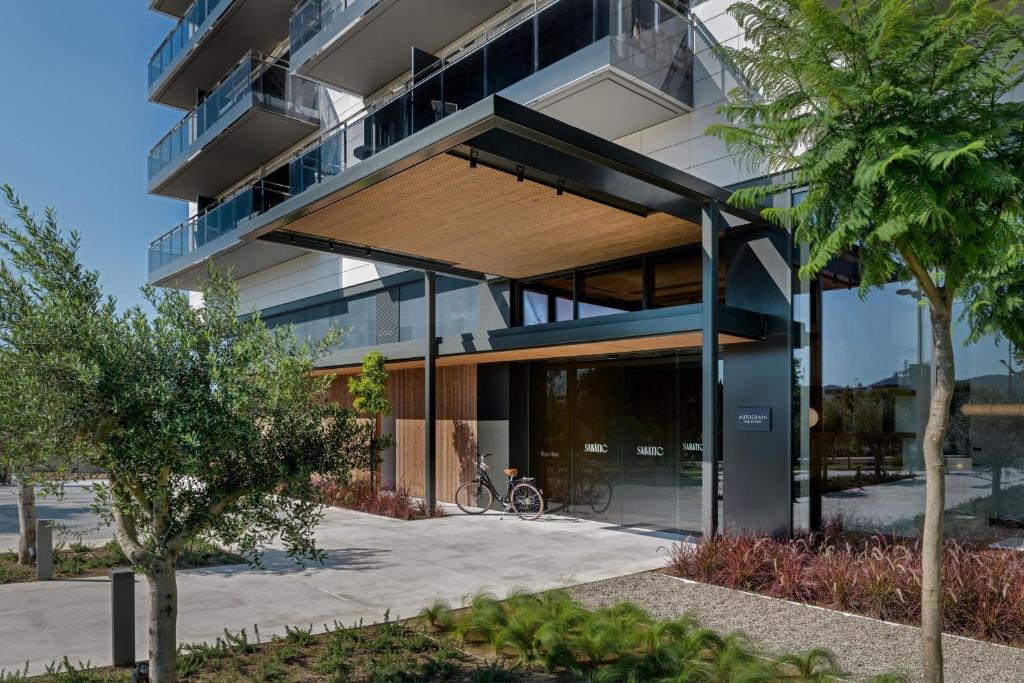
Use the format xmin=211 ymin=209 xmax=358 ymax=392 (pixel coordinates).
xmin=454 ymin=453 xmax=545 ymax=520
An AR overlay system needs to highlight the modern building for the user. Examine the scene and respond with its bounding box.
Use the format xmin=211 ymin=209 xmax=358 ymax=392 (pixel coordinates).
xmin=146 ymin=0 xmax=1023 ymax=542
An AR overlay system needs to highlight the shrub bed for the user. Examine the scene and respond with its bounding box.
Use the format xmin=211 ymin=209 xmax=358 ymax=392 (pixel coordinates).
xmin=9 ymin=592 xmax=906 ymax=682
xmin=319 ymin=478 xmax=443 ymax=521
xmin=665 ymin=521 xmax=1024 ymax=647
xmin=0 ymin=539 xmax=243 ymax=585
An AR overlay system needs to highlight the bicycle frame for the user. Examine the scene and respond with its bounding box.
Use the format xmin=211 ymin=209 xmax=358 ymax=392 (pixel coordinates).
xmin=474 ymin=458 xmax=516 ymax=505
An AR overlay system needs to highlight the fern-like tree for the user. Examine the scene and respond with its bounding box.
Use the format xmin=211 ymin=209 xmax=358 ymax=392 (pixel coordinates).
xmin=707 ymin=1 xmax=1024 ymax=680
xmin=0 ymin=188 xmax=365 ymax=682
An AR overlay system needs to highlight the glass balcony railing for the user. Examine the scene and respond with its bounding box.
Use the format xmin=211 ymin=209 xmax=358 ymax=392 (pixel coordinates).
xmin=150 ymin=0 xmax=691 ymax=275
xmin=149 ymin=0 xmax=227 ymax=87
xmin=288 ymin=0 xmax=691 ymax=195
xmin=148 ymin=180 xmax=289 ymax=273
xmin=290 ymin=0 xmax=358 ymax=55
xmin=148 ymin=53 xmax=322 ymax=183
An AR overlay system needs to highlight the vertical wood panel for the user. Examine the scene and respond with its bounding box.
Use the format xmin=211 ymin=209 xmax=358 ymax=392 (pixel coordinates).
xmin=329 ymin=365 xmax=477 ymax=503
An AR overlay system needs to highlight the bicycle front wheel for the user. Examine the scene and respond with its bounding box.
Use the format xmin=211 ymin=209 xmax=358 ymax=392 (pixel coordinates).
xmin=454 ymin=481 xmax=493 ymax=515
xmin=510 ymin=482 xmax=544 ymax=521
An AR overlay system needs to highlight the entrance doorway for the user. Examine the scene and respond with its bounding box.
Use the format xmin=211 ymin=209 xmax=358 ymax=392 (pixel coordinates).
xmin=528 ymin=354 xmax=703 ymax=532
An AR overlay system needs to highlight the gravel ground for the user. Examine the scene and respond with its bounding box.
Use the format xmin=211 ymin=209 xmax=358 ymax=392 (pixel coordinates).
xmin=568 ymin=571 xmax=1024 ymax=683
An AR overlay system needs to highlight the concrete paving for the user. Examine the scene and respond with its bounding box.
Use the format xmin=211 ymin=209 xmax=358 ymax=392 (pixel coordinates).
xmin=0 ymin=501 xmax=677 ymax=675
xmin=0 ymin=481 xmax=115 ymax=552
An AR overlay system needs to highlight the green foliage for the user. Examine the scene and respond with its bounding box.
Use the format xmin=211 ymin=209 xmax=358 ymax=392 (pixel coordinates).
xmin=0 ymin=189 xmax=370 ymax=679
xmin=417 ymin=598 xmax=458 ymax=633
xmin=708 ymin=0 xmax=1024 ymax=339
xmin=0 ymin=194 xmax=365 ymax=566
xmin=348 ymin=350 xmax=391 ymax=419
xmin=41 ymin=659 xmax=102 ymax=683
xmin=347 ymin=350 xmax=394 ymax=483
xmin=438 ymin=589 xmax=846 ymax=681
xmin=0 ymin=185 xmax=105 ymax=484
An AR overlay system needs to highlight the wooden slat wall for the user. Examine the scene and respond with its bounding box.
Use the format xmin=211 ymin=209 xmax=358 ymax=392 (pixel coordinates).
xmin=328 ymin=366 xmax=478 ymax=503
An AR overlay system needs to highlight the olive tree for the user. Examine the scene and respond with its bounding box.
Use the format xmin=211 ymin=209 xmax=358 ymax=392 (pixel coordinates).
xmin=707 ymin=2 xmax=1024 ymax=679
xmin=0 ymin=187 xmax=102 ymax=563
xmin=0 ymin=189 xmax=366 ymax=682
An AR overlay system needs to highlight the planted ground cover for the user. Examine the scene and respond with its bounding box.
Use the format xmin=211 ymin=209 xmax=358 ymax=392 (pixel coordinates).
xmin=319 ymin=478 xmax=444 ymax=521
xmin=0 ymin=540 xmax=243 ymax=585
xmin=665 ymin=521 xmax=1024 ymax=647
xmin=6 ymin=591 xmax=903 ymax=681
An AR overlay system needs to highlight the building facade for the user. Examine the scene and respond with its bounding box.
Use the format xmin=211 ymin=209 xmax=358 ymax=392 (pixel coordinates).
xmin=146 ymin=0 xmax=1023 ymax=543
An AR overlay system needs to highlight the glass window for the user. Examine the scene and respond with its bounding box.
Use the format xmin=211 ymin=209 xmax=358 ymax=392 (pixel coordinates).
xmin=523 ymin=290 xmax=550 ymax=326
xmin=399 ymin=277 xmax=480 ymax=340
xmin=579 ymin=262 xmax=643 ymax=318
xmin=808 ymin=275 xmax=1024 ymax=545
xmin=651 ymin=251 xmax=724 ymax=307
xmin=520 ymin=273 xmax=575 ymax=326
xmin=528 ymin=355 xmax=703 ymax=532
xmin=399 ymin=280 xmax=425 ymax=341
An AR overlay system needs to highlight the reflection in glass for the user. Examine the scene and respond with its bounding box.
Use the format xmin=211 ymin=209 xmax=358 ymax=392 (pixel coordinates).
xmin=579 ymin=263 xmax=644 ymax=319
xmin=807 ymin=277 xmax=1024 ymax=544
xmin=528 ymin=355 xmax=702 ymax=532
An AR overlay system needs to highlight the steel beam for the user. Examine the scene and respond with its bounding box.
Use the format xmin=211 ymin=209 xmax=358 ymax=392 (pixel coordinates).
xmin=261 ymin=231 xmax=486 ymax=282
xmin=424 ymin=271 xmax=437 ymax=512
xmin=701 ymin=200 xmax=723 ymax=538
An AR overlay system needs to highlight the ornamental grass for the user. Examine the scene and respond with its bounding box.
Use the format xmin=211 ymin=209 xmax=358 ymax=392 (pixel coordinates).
xmin=665 ymin=519 xmax=1024 ymax=647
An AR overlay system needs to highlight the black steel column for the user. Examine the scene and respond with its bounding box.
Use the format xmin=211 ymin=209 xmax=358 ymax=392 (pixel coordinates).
xmin=701 ymin=200 xmax=722 ymax=537
xmin=424 ymin=271 xmax=437 ymax=511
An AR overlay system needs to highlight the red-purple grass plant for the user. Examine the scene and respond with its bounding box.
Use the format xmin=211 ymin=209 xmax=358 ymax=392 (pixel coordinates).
xmin=665 ymin=516 xmax=1024 ymax=647
xmin=319 ymin=478 xmax=444 ymax=520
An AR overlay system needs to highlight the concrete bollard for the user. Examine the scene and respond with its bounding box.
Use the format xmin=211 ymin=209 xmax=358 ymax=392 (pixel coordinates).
xmin=110 ymin=569 xmax=136 ymax=667
xmin=110 ymin=568 xmax=136 ymax=667
xmin=35 ymin=519 xmax=53 ymax=581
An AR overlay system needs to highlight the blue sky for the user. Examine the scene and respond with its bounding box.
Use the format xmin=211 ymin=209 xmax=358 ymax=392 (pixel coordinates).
xmin=0 ymin=2 xmax=188 ymax=310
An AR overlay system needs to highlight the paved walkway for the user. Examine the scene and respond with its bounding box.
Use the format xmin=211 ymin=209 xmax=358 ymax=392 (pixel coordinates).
xmin=0 ymin=481 xmax=115 ymax=551
xmin=0 ymin=500 xmax=676 ymax=675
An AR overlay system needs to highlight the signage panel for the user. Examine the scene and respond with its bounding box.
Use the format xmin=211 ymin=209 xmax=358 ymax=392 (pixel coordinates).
xmin=736 ymin=406 xmax=772 ymax=431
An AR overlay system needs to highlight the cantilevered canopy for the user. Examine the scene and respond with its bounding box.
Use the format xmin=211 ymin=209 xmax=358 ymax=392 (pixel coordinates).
xmin=247 ymin=96 xmax=761 ymax=281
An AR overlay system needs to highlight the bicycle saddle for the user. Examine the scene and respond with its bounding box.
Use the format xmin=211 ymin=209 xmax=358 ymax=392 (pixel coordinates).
xmin=503 ymin=468 xmax=518 ymax=476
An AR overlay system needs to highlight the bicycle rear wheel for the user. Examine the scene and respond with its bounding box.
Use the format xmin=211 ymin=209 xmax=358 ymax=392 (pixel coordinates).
xmin=454 ymin=481 xmax=493 ymax=515
xmin=510 ymin=482 xmax=544 ymax=520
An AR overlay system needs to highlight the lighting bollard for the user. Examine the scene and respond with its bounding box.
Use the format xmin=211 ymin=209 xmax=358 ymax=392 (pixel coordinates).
xmin=109 ymin=568 xmax=136 ymax=667
xmin=35 ymin=519 xmax=53 ymax=581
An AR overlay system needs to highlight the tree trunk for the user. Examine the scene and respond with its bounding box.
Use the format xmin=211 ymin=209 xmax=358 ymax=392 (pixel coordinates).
xmin=17 ymin=478 xmax=36 ymax=565
xmin=146 ymin=556 xmax=178 ymax=682
xmin=922 ymin=305 xmax=954 ymax=683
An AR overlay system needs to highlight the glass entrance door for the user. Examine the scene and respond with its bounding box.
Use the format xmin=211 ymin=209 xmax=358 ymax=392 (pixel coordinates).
xmin=528 ymin=354 xmax=702 ymax=532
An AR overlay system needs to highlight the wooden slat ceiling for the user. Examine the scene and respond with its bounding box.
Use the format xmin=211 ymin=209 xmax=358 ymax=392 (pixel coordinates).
xmin=283 ymin=153 xmax=702 ymax=278
xmin=315 ymin=331 xmax=751 ymax=375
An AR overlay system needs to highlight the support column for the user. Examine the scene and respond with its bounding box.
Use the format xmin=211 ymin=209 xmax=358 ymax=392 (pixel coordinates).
xmin=424 ymin=271 xmax=437 ymax=511
xmin=701 ymin=200 xmax=722 ymax=538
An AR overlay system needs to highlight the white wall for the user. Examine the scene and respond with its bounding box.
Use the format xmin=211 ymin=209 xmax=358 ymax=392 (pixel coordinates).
xmin=237 ymin=252 xmax=405 ymax=313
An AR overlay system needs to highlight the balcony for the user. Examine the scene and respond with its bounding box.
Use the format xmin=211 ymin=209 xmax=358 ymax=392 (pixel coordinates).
xmin=291 ymin=0 xmax=692 ymax=181
xmin=289 ymin=0 xmax=512 ymax=96
xmin=148 ymin=0 xmax=294 ymax=110
xmin=148 ymin=180 xmax=292 ymax=274
xmin=148 ymin=54 xmax=322 ymax=201
xmin=150 ymin=0 xmax=192 ymax=18
xmin=147 ymin=0 xmax=694 ymax=281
